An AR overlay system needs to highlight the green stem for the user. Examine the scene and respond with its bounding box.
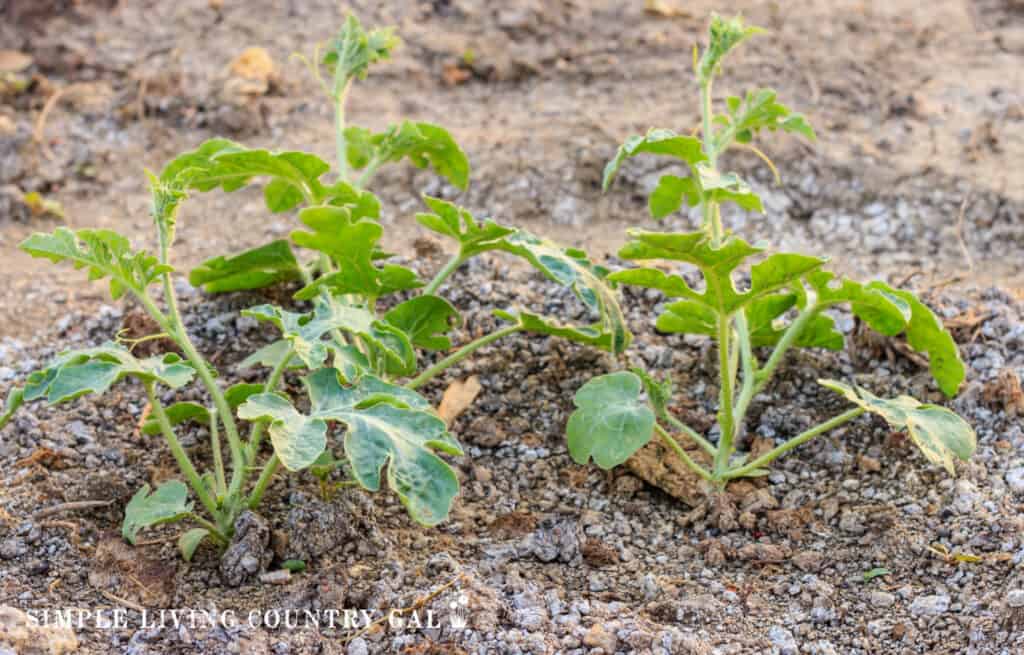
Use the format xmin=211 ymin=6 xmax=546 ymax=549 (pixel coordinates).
xmin=731 ymin=312 xmax=757 ymax=431
xmin=247 ymin=454 xmax=281 ymax=510
xmin=753 ymin=303 xmax=818 ymax=394
xmin=713 ymin=313 xmax=736 ymax=477
xmin=189 ymin=514 xmax=229 ymax=546
xmin=209 ymin=409 xmax=226 ymax=499
xmin=334 ymin=79 xmax=353 ymax=182
xmin=406 ymin=324 xmax=521 ymax=390
xmin=423 ymin=252 xmax=466 ymax=295
xmin=662 ymin=413 xmax=716 ymax=456
xmin=654 ymin=424 xmax=713 ymax=481
xmin=245 ymin=346 xmax=294 ymax=463
xmin=721 ymin=408 xmax=865 ymax=480
xmin=355 ymin=157 xmax=383 ymax=189
xmin=144 ymin=382 xmax=221 ymax=520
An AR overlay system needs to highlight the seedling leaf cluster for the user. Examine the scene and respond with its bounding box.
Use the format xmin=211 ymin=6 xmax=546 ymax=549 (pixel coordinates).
xmin=567 ymin=14 xmax=975 ymax=484
xmin=0 ymin=16 xmax=628 ymax=557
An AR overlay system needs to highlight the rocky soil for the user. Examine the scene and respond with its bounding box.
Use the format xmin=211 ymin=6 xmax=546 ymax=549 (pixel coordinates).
xmin=1 ymin=1 xmax=1023 ymax=654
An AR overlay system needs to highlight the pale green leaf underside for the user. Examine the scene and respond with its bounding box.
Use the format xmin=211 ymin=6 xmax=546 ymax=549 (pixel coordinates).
xmin=189 ymin=240 xmax=301 ymax=293
xmin=122 ymin=480 xmax=192 ymax=544
xmin=603 ymin=128 xmax=707 ymax=190
xmin=178 ymin=528 xmax=210 ymax=562
xmin=238 ymin=368 xmax=462 ymax=525
xmin=819 ymin=379 xmax=975 ymax=475
xmin=566 ymin=371 xmax=655 ymax=469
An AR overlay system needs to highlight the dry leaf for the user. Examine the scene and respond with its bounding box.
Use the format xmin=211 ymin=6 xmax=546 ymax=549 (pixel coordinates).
xmin=442 ymin=63 xmax=471 ymax=86
xmin=644 ymin=0 xmax=691 ymax=18
xmin=230 ymin=47 xmax=275 ymax=83
xmin=438 ymin=376 xmax=482 ymax=426
xmin=0 ymin=50 xmax=33 ymax=73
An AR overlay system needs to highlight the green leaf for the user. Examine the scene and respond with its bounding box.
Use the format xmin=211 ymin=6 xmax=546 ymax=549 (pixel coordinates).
xmin=566 ymin=372 xmax=655 ymax=469
xmin=11 ymin=345 xmax=194 ymax=429
xmin=159 ymin=139 xmax=331 ymax=212
xmin=244 ymin=298 xmax=414 ymax=375
xmin=694 ymin=162 xmax=763 ymax=212
xmin=416 ymin=196 xmax=516 ymax=258
xmin=122 ymin=480 xmax=192 ymax=545
xmin=344 ymin=121 xmax=469 ymax=190
xmin=649 ymin=175 xmax=701 ymax=219
xmin=238 ymin=368 xmax=462 ymax=525
xmin=20 ymin=228 xmax=171 ymax=300
xmin=418 ymin=197 xmax=631 ymax=354
xmin=744 ymin=293 xmax=843 ymax=349
xmin=697 ymin=13 xmax=764 ymax=82
xmin=141 ymin=402 xmax=209 ymax=436
xmin=178 ymin=528 xmax=209 ymax=562
xmin=862 ymin=567 xmax=891 ymax=582
xmin=383 ymin=296 xmax=461 ymax=351
xmin=603 ymin=128 xmax=707 ymax=190
xmin=189 ymin=240 xmax=301 ymax=293
xmin=239 ymin=340 xmax=300 ymax=370
xmin=321 ymin=14 xmax=400 ymax=83
xmin=494 ymin=310 xmax=621 ymax=351
xmin=294 ymin=264 xmax=422 ymax=301
xmin=723 ymin=88 xmax=816 ymax=143
xmin=631 ymin=368 xmax=673 ymax=419
xmin=282 ymin=559 xmax=307 ymax=573
xmin=0 ymin=388 xmax=25 ymax=430
xmin=867 ymin=283 xmax=966 ymax=397
xmin=806 ymin=272 xmax=911 ymax=337
xmin=226 ymin=382 xmax=265 ymax=407
xmin=819 ymin=380 xmax=976 ymax=475
xmin=612 ymin=229 xmax=825 ymax=317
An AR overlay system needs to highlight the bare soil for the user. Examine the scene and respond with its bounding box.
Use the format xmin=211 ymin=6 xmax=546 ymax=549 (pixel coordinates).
xmin=1 ymin=1 xmax=1023 ymax=654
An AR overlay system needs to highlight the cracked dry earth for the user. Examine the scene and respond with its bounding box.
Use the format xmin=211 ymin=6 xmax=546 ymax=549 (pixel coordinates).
xmin=2 ymin=0 xmax=1024 ymax=654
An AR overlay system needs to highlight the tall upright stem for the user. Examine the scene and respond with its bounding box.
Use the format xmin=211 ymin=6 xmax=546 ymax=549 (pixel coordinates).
xmin=713 ymin=313 xmax=736 ymax=476
xmin=334 ymin=79 xmax=353 ymax=183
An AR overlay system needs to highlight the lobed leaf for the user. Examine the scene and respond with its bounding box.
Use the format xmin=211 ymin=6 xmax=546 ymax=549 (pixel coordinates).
xmin=383 ymin=296 xmax=461 ymax=351
xmin=603 ymin=128 xmax=707 ymax=190
xmin=566 ymin=372 xmax=655 ymax=469
xmin=723 ymin=88 xmax=816 ymax=144
xmin=819 ymin=380 xmax=975 ymax=474
xmin=344 ymin=121 xmax=469 ymax=190
xmin=418 ymin=197 xmax=631 ymax=354
xmin=20 ymin=228 xmax=171 ymax=300
xmin=238 ymin=368 xmax=462 ymax=525
xmin=189 ymin=240 xmax=302 ymax=293
xmin=493 ymin=309 xmax=621 ymax=352
xmin=122 ymin=480 xmax=192 ymax=545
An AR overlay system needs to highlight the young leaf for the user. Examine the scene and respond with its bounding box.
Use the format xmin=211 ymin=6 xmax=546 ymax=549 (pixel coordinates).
xmin=694 ymin=162 xmax=763 ymax=212
xmin=566 ymin=371 xmax=655 ymax=469
xmin=294 ymin=264 xmax=422 ymax=301
xmin=189 ymin=240 xmax=302 ymax=293
xmin=631 ymin=368 xmax=673 ymax=419
xmin=141 ymin=401 xmax=209 ymax=436
xmin=122 ymin=480 xmax=193 ymax=545
xmin=819 ymin=380 xmax=976 ymax=474
xmin=238 ymin=368 xmax=462 ymax=525
xmin=159 ymin=139 xmax=331 ymax=212
xmin=649 ymin=175 xmax=701 ymax=219
xmin=20 ymin=228 xmax=171 ymax=300
xmin=290 ymin=205 xmax=395 ymax=297
xmin=321 ymin=14 xmax=400 ymax=83
xmin=418 ymin=198 xmax=631 ymax=354
xmin=603 ymin=129 xmax=707 ymax=190
xmin=383 ymin=296 xmax=461 ymax=351
xmin=0 ymin=388 xmax=25 ymax=428
xmin=723 ymin=88 xmax=816 ymax=143
xmin=344 ymin=121 xmax=469 ymax=190
xmin=178 ymin=528 xmax=210 ymax=562
xmin=697 ymin=13 xmax=763 ymax=82
xmin=416 ymin=196 xmax=516 ymax=258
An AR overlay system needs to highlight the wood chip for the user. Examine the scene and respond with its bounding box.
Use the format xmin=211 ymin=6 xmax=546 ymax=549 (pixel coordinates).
xmin=0 ymin=50 xmax=32 ymax=73
xmin=438 ymin=376 xmax=482 ymax=426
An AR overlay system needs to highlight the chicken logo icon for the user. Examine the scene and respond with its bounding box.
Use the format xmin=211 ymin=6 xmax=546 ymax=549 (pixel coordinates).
xmin=448 ymin=594 xmax=470 ymax=630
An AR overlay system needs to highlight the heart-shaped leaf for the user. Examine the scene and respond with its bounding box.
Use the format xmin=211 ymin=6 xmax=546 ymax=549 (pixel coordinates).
xmin=566 ymin=371 xmax=655 ymax=469
xmin=383 ymin=296 xmax=461 ymax=351
xmin=122 ymin=480 xmax=192 ymax=544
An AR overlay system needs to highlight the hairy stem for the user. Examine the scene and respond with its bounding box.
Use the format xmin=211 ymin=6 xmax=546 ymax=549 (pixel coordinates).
xmin=721 ymin=408 xmax=865 ymax=480
xmin=209 ymin=409 xmax=227 ymax=499
xmin=731 ymin=312 xmax=757 ymax=433
xmin=144 ymin=382 xmax=221 ymax=520
xmin=247 ymin=454 xmax=281 ymax=510
xmin=713 ymin=313 xmax=737 ymax=476
xmin=423 ymin=252 xmax=466 ymax=295
xmin=654 ymin=424 xmax=713 ymax=481
xmin=662 ymin=413 xmax=716 ymax=456
xmin=189 ymin=514 xmax=229 ymax=546
xmin=406 ymin=324 xmax=521 ymax=390
xmin=334 ymin=79 xmax=353 ymax=182
xmin=754 ymin=302 xmax=818 ymax=395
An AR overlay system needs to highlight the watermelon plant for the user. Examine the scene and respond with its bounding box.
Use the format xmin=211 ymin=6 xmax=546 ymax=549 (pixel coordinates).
xmin=566 ymin=14 xmax=975 ymax=487
xmin=0 ymin=16 xmax=628 ymax=558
